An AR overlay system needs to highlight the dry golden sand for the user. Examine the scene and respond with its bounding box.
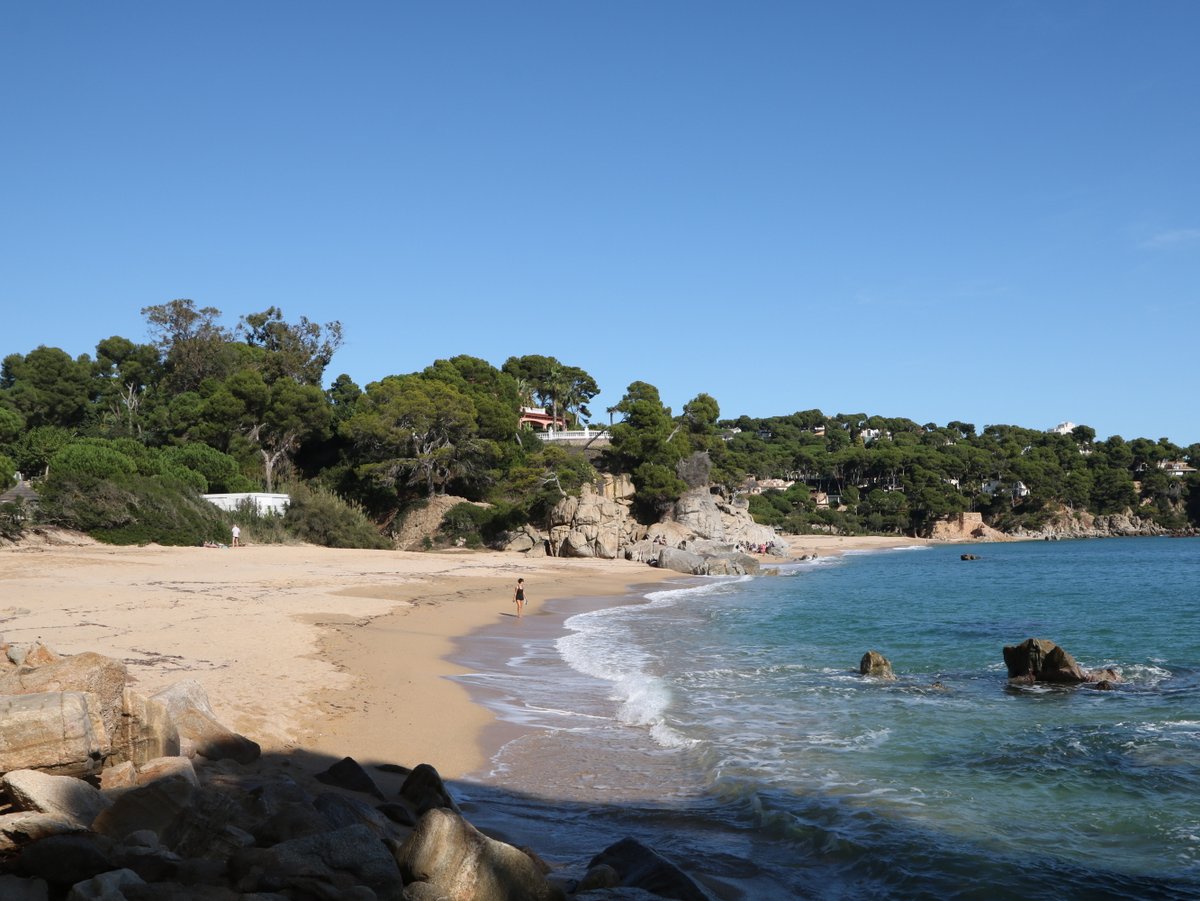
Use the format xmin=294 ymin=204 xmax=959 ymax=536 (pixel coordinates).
xmin=0 ymin=534 xmax=927 ymax=780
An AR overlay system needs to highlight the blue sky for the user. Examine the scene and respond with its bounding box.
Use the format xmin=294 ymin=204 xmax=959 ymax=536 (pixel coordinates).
xmin=3 ymin=2 xmax=1198 ymax=445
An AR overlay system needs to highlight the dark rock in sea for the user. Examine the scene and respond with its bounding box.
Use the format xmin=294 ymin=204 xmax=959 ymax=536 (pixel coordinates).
xmin=1093 ymin=680 xmax=1116 ymax=691
xmin=960 ymin=553 xmax=979 ymax=560
xmin=859 ymin=650 xmax=896 ymax=681
xmin=314 ymin=755 xmax=386 ymax=800
xmin=588 ymin=837 xmax=717 ymax=901
xmin=1002 ymin=638 xmax=1123 ymax=685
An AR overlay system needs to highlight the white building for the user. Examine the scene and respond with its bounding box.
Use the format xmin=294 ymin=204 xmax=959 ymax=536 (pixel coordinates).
xmin=202 ymin=493 xmax=291 ymax=515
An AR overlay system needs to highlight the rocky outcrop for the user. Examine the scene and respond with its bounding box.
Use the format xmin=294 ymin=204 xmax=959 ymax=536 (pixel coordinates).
xmin=927 ymin=512 xmax=1010 ymax=542
xmin=393 ymin=495 xmax=492 ymax=551
xmin=397 ymin=807 xmax=564 ymax=900
xmin=548 ymin=484 xmax=643 ymax=559
xmin=0 ymin=692 xmax=109 ymax=778
xmin=1002 ymin=638 xmax=1122 ymax=686
xmin=671 ymin=489 xmax=777 ymax=548
xmin=649 ymin=546 xmax=760 ymax=577
xmin=150 ymin=680 xmax=260 ymax=764
xmin=0 ymin=642 xmax=717 ymax=900
xmin=495 ymin=524 xmax=550 ymax=556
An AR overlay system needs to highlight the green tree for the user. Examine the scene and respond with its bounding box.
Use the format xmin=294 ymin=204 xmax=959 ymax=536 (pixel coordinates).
xmin=13 ymin=425 xmax=75 ymax=478
xmin=141 ymin=299 xmax=236 ymax=393
xmin=0 ymin=407 xmax=25 ymax=448
xmin=238 ymin=306 xmax=344 ymax=386
xmin=341 ymin=375 xmax=479 ymax=498
xmin=606 ymin=381 xmax=689 ymax=518
xmin=502 ymin=355 xmax=599 ymax=426
xmin=92 ymin=335 xmax=161 ymax=438
xmin=1 ymin=346 xmax=95 ymax=429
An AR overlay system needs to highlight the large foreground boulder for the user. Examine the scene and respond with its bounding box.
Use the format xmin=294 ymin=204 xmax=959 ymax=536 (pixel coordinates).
xmin=0 ymin=653 xmax=128 ymax=757
xmin=2 ymin=769 xmax=110 ymax=825
xmin=150 ymin=681 xmax=260 ymax=764
xmin=0 ymin=692 xmax=109 ymax=778
xmin=396 ymin=807 xmax=564 ymax=900
xmin=653 ymin=547 xmax=758 ymax=577
xmin=1002 ymin=638 xmax=1122 ymax=685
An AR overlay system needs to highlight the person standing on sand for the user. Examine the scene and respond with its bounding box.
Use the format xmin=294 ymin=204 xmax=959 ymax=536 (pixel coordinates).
xmin=513 ymin=578 xmax=526 ymax=617
xmin=231 ymin=524 xmax=241 ymax=547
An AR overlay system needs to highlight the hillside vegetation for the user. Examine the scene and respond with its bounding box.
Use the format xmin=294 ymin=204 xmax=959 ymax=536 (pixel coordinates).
xmin=2 ymin=300 xmax=1196 ymax=546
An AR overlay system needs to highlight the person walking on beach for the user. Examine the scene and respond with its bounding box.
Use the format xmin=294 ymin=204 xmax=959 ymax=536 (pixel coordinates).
xmin=513 ymin=578 xmax=526 ymax=617
xmin=231 ymin=524 xmax=241 ymax=547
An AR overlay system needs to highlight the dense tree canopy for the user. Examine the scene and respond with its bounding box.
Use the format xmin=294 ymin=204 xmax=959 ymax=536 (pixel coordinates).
xmin=0 ymin=300 xmax=1196 ymax=547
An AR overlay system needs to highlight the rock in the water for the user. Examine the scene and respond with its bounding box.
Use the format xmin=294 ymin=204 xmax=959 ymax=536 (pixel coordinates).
xmin=0 ymin=692 xmax=109 ymax=777
xmin=150 ymin=681 xmax=260 ymax=764
xmin=859 ymin=651 xmax=896 ymax=681
xmin=587 ymin=837 xmax=715 ymax=901
xmin=1002 ymin=638 xmax=1122 ymax=685
xmin=2 ymin=769 xmax=111 ymax=825
xmin=396 ymin=807 xmax=563 ymax=901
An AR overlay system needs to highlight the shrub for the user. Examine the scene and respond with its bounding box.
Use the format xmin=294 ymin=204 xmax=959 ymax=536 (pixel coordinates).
xmin=282 ymin=483 xmax=390 ymax=549
xmin=439 ymin=502 xmax=491 ymax=548
xmin=49 ymin=444 xmax=137 ymax=482
xmin=163 ymin=444 xmax=256 ymax=493
xmin=39 ymin=472 xmax=228 ymax=546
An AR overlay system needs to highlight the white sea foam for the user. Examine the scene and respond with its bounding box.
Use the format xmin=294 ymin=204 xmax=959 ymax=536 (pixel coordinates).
xmin=552 ymin=577 xmax=741 ymax=750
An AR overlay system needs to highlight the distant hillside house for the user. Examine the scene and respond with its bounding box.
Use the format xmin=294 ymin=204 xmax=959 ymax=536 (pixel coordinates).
xmin=744 ymin=477 xmax=795 ymax=495
xmin=1160 ymin=460 xmax=1197 ymax=478
xmin=981 ymin=480 xmax=1031 ymax=499
xmin=1048 ymin=421 xmax=1077 ymax=435
xmin=518 ymin=406 xmax=567 ymax=431
xmin=203 ymin=493 xmax=291 ymax=515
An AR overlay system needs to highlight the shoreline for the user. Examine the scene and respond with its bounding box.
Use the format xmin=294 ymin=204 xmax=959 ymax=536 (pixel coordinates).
xmin=0 ymin=533 xmax=927 ymax=785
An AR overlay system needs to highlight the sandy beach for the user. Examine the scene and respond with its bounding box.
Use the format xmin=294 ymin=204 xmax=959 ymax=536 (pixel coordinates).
xmin=0 ymin=532 xmax=928 ymax=781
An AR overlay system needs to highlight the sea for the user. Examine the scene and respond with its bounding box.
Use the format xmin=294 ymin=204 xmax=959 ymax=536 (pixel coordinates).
xmin=452 ymin=537 xmax=1200 ymax=900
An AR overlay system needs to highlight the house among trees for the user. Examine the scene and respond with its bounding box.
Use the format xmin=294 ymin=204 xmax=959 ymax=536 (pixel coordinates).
xmin=1160 ymin=460 xmax=1198 ymax=478
xmin=982 ymin=479 xmax=1032 ymax=499
xmin=518 ymin=406 xmax=567 ymax=431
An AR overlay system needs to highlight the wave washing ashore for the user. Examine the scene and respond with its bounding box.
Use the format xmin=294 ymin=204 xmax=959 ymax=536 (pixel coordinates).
xmin=453 ymin=537 xmax=1200 ymax=900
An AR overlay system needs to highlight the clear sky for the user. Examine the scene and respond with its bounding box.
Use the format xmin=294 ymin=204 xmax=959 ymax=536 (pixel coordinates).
xmin=3 ymin=2 xmax=1198 ymax=446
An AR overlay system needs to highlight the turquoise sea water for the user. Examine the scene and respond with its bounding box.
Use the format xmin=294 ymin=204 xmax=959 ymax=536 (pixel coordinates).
xmin=455 ymin=538 xmax=1200 ymax=899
